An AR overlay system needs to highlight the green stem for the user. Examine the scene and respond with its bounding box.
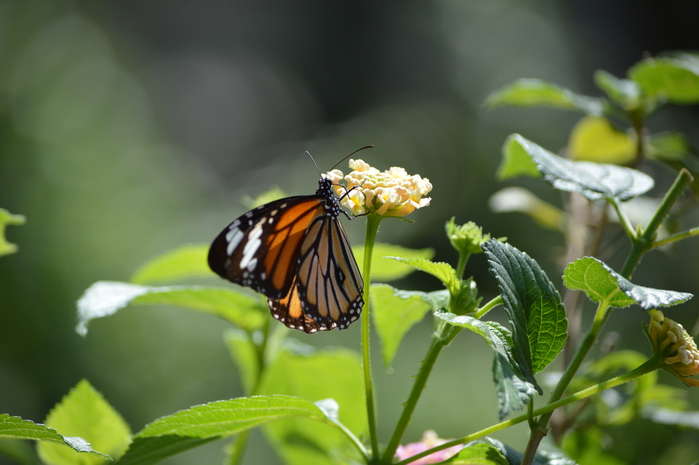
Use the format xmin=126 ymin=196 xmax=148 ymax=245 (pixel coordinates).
xmin=609 ymin=197 xmax=637 ymax=240
xmin=362 ymin=213 xmax=382 ymax=461
xmin=393 ymin=358 xmax=661 ymax=465
xmin=455 ymin=251 xmax=471 ymax=280
xmin=473 ymin=296 xmax=503 ymax=319
xmin=652 ymin=226 xmax=699 ymax=249
xmin=620 ymin=169 xmax=693 ymax=278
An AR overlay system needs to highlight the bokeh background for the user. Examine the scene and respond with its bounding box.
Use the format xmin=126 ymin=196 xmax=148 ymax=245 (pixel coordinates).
xmin=2 ymin=1 xmax=699 ymax=464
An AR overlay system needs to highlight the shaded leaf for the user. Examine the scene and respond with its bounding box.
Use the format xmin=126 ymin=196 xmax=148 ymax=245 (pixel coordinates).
xmin=568 ymin=116 xmax=635 ymax=164
xmin=354 ymin=243 xmax=435 ymax=282
xmin=499 ymin=134 xmax=654 ymax=201
xmin=485 ymin=78 xmax=605 ymax=115
xmin=629 ymin=55 xmax=699 ymax=104
xmin=224 ymin=330 xmax=259 ymax=395
xmin=0 ymin=415 xmax=107 ymax=460
xmin=0 ymin=209 xmax=26 ymax=257
xmin=563 ymin=257 xmax=693 ymax=310
xmin=76 ymin=281 xmax=265 ymax=336
xmin=130 ymin=245 xmax=211 ymax=284
xmin=372 ymin=284 xmax=433 ymax=367
xmin=116 ymin=436 xmax=216 ymax=465
xmin=0 ymin=438 xmax=39 ymax=465
xmin=594 ymin=70 xmax=641 ymax=110
xmin=436 ymin=311 xmax=538 ymax=420
xmin=38 ymin=380 xmax=130 ymax=465
xmin=482 ymin=240 xmax=567 ymax=378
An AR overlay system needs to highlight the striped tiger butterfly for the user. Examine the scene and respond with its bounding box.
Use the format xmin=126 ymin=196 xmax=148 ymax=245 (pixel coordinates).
xmin=208 ymin=148 xmax=370 ymax=333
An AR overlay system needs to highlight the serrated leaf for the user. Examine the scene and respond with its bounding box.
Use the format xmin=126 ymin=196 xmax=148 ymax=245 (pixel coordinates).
xmin=371 ymin=284 xmax=433 ymax=367
xmin=354 ymin=243 xmax=435 ymax=282
xmin=130 ymin=245 xmax=211 ymax=284
xmin=568 ymin=116 xmax=635 ymax=164
xmin=38 ymin=380 xmax=129 ymax=465
xmin=482 ymin=240 xmax=567 ymax=378
xmin=443 ymin=439 xmax=508 ymax=464
xmin=629 ymin=55 xmax=699 ymax=104
xmin=499 ymin=134 xmax=654 ymax=201
xmin=0 ymin=415 xmax=107 ymax=460
xmin=76 ymin=281 xmax=265 ymax=336
xmin=387 ymin=257 xmax=459 ymax=295
xmin=260 ymin=347 xmax=366 ymax=465
xmin=0 ymin=209 xmax=26 ymax=257
xmin=485 ymin=78 xmax=605 ymax=116
xmin=117 ymin=396 xmax=338 ymax=465
xmin=436 ymin=311 xmax=538 ymax=419
xmin=594 ymin=70 xmax=641 ymax=110
xmin=563 ymin=257 xmax=693 ymax=310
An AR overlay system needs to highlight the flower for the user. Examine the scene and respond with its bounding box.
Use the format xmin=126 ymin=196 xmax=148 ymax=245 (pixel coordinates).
xmin=395 ymin=430 xmax=463 ymax=464
xmin=647 ymin=309 xmax=699 ymax=387
xmin=327 ymin=159 xmax=432 ymax=217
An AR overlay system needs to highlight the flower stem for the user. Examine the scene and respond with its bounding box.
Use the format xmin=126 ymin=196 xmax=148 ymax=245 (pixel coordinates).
xmin=362 ymin=213 xmax=382 ymax=461
xmin=473 ymin=296 xmax=503 ymax=319
xmin=393 ymin=358 xmax=661 ymax=465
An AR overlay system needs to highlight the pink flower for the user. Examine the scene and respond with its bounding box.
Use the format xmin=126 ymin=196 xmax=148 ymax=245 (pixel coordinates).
xmin=395 ymin=430 xmax=463 ymax=464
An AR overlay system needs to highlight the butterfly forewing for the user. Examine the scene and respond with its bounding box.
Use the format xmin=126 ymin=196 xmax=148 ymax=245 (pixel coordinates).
xmin=208 ymin=175 xmax=364 ymax=333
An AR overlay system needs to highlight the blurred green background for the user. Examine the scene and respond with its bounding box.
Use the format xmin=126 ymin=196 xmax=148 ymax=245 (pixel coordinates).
xmin=2 ymin=1 xmax=699 ymax=463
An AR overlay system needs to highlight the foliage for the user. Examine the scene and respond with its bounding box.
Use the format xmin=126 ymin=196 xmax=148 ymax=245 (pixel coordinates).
xmin=4 ymin=50 xmax=699 ymax=465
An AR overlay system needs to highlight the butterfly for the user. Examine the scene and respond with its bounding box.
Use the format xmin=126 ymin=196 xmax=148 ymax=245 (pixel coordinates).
xmin=208 ymin=152 xmax=367 ymax=334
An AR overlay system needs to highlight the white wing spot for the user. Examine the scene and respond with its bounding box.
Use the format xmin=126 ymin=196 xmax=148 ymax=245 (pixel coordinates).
xmin=225 ymin=228 xmax=245 ymax=256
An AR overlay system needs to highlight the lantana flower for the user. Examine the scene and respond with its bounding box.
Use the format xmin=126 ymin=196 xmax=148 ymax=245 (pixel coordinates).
xmin=395 ymin=430 xmax=463 ymax=464
xmin=327 ymin=159 xmax=432 ymax=217
xmin=647 ymin=309 xmax=699 ymax=387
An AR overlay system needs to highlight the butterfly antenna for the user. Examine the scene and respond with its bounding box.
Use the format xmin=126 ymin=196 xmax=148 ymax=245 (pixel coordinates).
xmin=306 ymin=151 xmax=323 ymax=177
xmin=329 ymin=145 xmax=375 ymax=171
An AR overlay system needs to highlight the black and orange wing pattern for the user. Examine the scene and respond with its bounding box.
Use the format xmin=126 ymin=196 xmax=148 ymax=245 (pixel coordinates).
xmin=208 ymin=176 xmax=364 ymax=333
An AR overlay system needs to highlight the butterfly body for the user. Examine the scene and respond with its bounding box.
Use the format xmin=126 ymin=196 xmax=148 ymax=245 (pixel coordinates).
xmin=208 ymin=175 xmax=363 ymax=333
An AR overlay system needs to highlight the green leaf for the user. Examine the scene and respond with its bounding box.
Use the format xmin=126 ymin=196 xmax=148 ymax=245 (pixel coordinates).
xmin=130 ymin=244 xmax=211 ymax=284
xmin=387 ymin=257 xmax=459 ymax=295
xmin=594 ymin=70 xmax=641 ymax=110
xmin=0 ymin=438 xmax=39 ymax=465
xmin=482 ymin=239 xmax=567 ymax=377
xmin=117 ymin=396 xmax=339 ymax=465
xmin=0 ymin=209 xmax=26 ymax=257
xmin=0 ymin=415 xmax=107 ymax=460
xmin=442 ymin=440 xmax=508 ymax=464
xmin=224 ymin=330 xmax=259 ymax=395
xmin=485 ymin=78 xmax=605 ymax=115
xmin=436 ymin=311 xmax=538 ymax=420
xmin=563 ymin=257 xmax=693 ymax=310
xmin=354 ymin=243 xmax=435 ymax=282
xmin=499 ymin=134 xmax=654 ymax=201
xmin=76 ymin=282 xmax=265 ymax=335
xmin=37 ymin=380 xmax=129 ymax=465
xmin=629 ymin=55 xmax=699 ymax=104
xmin=371 ymin=284 xmax=433 ymax=367
xmin=260 ymin=346 xmax=366 ymax=465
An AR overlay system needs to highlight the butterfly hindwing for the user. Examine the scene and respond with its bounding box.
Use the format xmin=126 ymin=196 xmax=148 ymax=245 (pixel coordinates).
xmin=208 ymin=175 xmax=364 ymax=333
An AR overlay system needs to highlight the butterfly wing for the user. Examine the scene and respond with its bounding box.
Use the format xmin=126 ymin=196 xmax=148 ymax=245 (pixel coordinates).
xmin=208 ymin=195 xmax=326 ymax=299
xmin=268 ymin=213 xmax=363 ymax=333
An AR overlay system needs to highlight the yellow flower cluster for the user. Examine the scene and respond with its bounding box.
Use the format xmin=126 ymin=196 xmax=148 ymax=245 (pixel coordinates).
xmin=327 ymin=159 xmax=432 ymax=217
xmin=648 ymin=309 xmax=699 ymax=386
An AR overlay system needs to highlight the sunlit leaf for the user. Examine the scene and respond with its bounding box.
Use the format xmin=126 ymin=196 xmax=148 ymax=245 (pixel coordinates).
xmin=436 ymin=311 xmax=538 ymax=420
xmin=568 ymin=116 xmax=635 ymax=164
xmin=76 ymin=281 xmax=265 ymax=335
xmin=38 ymin=380 xmax=130 ymax=465
xmin=130 ymin=244 xmax=211 ymax=284
xmin=0 ymin=209 xmax=26 ymax=257
xmin=117 ymin=396 xmax=342 ymax=465
xmin=372 ymin=284 xmax=432 ymax=367
xmin=629 ymin=54 xmax=699 ymax=104
xmin=354 ymin=243 xmax=435 ymax=282
xmin=442 ymin=439 xmax=508 ymax=464
xmin=499 ymin=134 xmax=654 ymax=201
xmin=485 ymin=78 xmax=605 ymax=115
xmin=563 ymin=257 xmax=693 ymax=310
xmin=482 ymin=239 xmax=567 ymax=377
xmin=0 ymin=415 xmax=107 ymax=460
xmin=387 ymin=257 xmax=459 ymax=295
